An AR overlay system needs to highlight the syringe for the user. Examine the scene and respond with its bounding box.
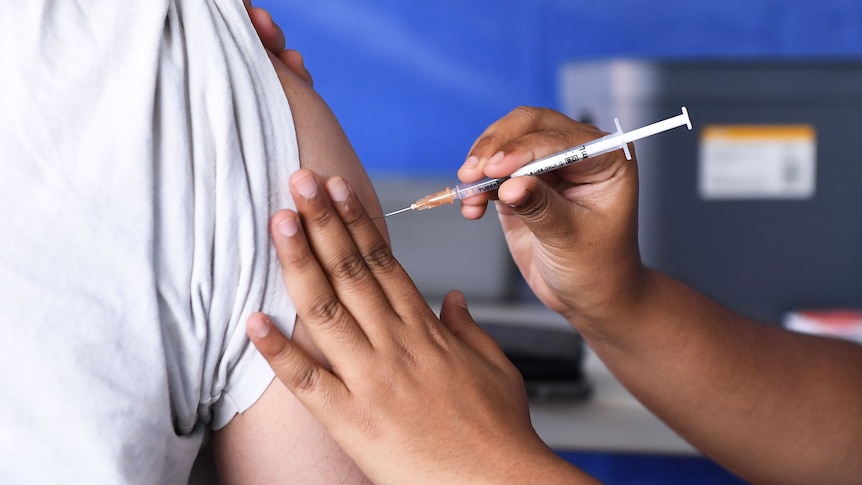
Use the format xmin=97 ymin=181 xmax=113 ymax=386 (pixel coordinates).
xmin=381 ymin=107 xmax=692 ymax=218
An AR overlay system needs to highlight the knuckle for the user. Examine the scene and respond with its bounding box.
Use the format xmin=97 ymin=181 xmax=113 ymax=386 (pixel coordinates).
xmin=291 ymin=363 xmax=322 ymax=394
xmin=363 ymin=242 xmax=398 ymax=273
xmin=266 ymin=340 xmax=293 ymax=368
xmin=510 ymin=105 xmax=541 ymax=121
xmin=331 ymin=251 xmax=367 ymax=281
xmin=339 ymin=202 xmax=365 ymax=226
xmin=512 ymin=190 xmax=552 ymax=223
xmin=266 ymin=344 xmax=320 ymax=393
xmin=283 ymin=244 xmax=317 ymax=271
xmin=393 ymin=336 xmax=419 ymax=369
xmin=306 ymin=295 xmax=345 ymax=327
xmin=548 ymin=128 xmax=576 ymax=145
xmin=473 ymin=131 xmax=506 ymax=151
xmin=307 ymin=205 xmax=337 ymax=227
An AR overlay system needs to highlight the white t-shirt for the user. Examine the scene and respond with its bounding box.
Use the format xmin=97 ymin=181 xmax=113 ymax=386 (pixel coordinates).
xmin=0 ymin=0 xmax=298 ymax=482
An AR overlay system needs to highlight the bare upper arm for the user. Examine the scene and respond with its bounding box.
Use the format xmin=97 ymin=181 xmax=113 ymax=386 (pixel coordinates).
xmin=214 ymin=378 xmax=370 ymax=484
xmin=269 ymin=51 xmax=386 ymax=239
xmin=212 ymin=54 xmax=381 ymax=485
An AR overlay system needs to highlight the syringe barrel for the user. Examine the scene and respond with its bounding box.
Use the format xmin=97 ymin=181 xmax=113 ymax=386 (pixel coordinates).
xmin=452 ymin=177 xmax=504 ymax=199
xmin=581 ymin=134 xmax=626 ymax=158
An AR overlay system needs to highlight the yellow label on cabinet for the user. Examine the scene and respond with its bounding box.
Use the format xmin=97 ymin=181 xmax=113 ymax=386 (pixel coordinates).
xmin=699 ymin=125 xmax=817 ymax=199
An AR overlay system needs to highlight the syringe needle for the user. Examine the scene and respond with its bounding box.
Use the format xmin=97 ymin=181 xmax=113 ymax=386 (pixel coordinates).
xmin=379 ymin=205 xmax=414 ymax=218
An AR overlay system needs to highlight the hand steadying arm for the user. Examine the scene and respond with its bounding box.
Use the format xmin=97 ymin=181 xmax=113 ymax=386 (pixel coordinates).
xmin=247 ymin=169 xmax=599 ymax=485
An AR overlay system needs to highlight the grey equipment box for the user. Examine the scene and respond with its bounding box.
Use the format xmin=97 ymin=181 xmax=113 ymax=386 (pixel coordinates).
xmin=561 ymin=60 xmax=862 ymax=324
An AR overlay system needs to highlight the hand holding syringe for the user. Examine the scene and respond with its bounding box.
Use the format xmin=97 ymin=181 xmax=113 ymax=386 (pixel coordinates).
xmin=381 ymin=107 xmax=692 ymax=218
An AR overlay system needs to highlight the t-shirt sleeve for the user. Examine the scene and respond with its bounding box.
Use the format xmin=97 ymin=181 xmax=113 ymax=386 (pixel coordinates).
xmin=201 ymin=1 xmax=302 ymax=430
xmin=152 ymin=0 xmax=301 ymax=433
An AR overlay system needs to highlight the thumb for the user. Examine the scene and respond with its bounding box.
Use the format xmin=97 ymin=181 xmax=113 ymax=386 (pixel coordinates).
xmin=439 ymin=291 xmax=511 ymax=366
xmin=496 ymin=176 xmax=578 ymax=247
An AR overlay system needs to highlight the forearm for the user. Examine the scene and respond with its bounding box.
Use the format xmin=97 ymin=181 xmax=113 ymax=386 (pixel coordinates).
xmin=578 ymin=269 xmax=862 ymax=484
xmin=497 ymin=449 xmax=601 ymax=485
xmin=455 ymin=105 xmax=862 ymax=482
xmin=586 ymin=271 xmax=862 ymax=484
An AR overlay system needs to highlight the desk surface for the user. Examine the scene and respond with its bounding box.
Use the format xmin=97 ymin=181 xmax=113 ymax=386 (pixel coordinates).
xmin=466 ymin=303 xmax=696 ymax=455
xmin=530 ymin=347 xmax=696 ymax=455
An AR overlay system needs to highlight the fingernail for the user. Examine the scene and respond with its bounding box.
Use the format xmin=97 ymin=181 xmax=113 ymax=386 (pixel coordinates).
xmin=277 ymin=215 xmax=298 ymax=237
xmin=250 ymin=318 xmax=271 ymax=339
xmin=294 ymin=173 xmax=318 ymax=199
xmin=327 ymin=177 xmax=350 ymax=202
xmin=454 ymin=291 xmax=468 ymax=309
xmin=485 ymin=151 xmax=504 ymax=166
xmin=463 ymin=155 xmax=479 ymax=169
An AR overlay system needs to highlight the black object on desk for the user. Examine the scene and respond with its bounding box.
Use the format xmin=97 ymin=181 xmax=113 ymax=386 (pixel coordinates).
xmin=480 ymin=322 xmax=592 ymax=402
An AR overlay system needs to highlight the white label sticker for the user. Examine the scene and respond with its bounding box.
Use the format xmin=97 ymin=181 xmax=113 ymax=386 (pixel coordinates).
xmin=699 ymin=125 xmax=816 ymax=199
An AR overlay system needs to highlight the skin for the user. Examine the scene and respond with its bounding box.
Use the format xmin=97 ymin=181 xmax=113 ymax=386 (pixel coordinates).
xmin=248 ymin=169 xmax=599 ymax=485
xmin=212 ymin=4 xmax=384 ymax=484
xmin=250 ymin=105 xmax=862 ymax=483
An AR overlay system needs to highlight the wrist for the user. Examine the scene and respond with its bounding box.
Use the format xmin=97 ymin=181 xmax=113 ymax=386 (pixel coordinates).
xmin=559 ymin=255 xmax=650 ymax=332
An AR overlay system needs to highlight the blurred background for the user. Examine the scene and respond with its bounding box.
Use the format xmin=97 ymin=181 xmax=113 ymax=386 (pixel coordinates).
xmin=257 ymin=0 xmax=862 ymax=315
xmin=258 ymin=0 xmax=862 ymax=176
xmin=256 ymin=1 xmax=862 ymax=484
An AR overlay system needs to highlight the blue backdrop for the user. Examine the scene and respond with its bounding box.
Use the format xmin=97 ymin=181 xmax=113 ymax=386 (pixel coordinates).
xmin=257 ymin=0 xmax=862 ymax=176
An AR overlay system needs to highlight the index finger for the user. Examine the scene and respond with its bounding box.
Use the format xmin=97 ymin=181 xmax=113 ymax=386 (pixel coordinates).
xmin=457 ymin=107 xmax=606 ymax=219
xmin=463 ymin=107 xmax=608 ymax=179
xmin=289 ymin=171 xmax=408 ymax=345
xmin=270 ymin=208 xmax=374 ymax=374
xmin=322 ymin=177 xmax=436 ymax=331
